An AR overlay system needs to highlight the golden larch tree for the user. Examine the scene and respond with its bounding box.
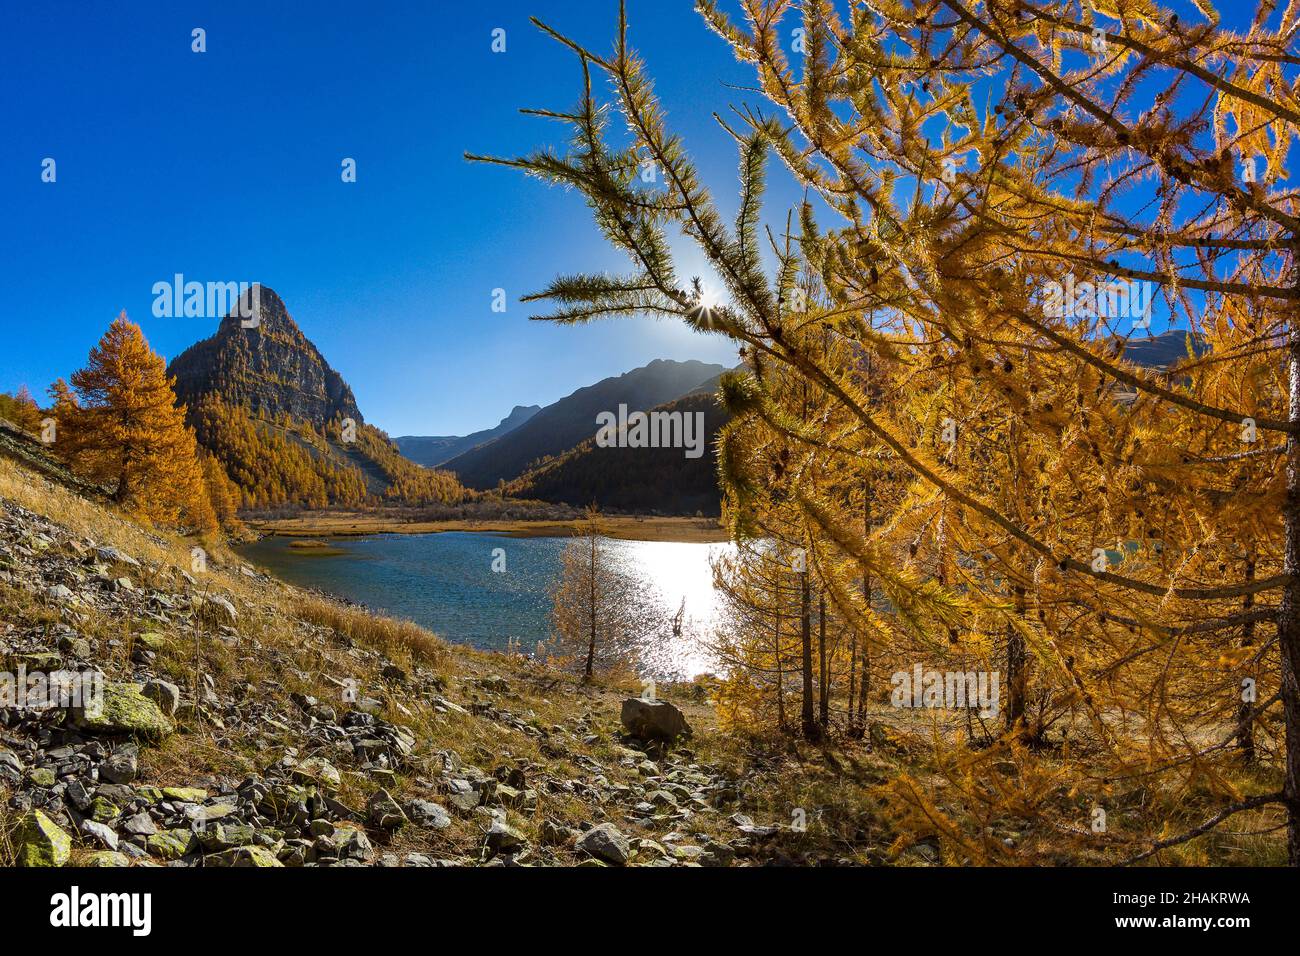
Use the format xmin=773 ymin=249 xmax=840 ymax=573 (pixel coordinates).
xmin=59 ymin=313 xmax=216 ymax=533
xmin=549 ymin=505 xmax=639 ymax=681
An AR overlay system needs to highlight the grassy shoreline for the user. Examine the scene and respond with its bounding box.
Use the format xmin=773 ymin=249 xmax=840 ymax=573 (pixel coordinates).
xmin=248 ymin=512 xmax=732 ymax=543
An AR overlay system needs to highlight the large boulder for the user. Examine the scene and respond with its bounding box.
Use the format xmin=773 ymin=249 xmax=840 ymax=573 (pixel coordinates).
xmin=70 ymin=683 xmax=175 ymax=740
xmin=620 ymin=698 xmax=691 ymax=743
xmin=14 ymin=810 xmax=72 ymax=867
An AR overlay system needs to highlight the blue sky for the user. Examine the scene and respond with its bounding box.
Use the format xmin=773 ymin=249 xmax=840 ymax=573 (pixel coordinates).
xmin=0 ymin=0 xmax=780 ymax=436
xmin=2 ymin=1 xmax=1263 ymax=436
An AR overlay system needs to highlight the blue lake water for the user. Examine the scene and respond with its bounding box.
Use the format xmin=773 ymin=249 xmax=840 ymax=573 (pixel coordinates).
xmin=237 ymin=532 xmax=732 ymax=679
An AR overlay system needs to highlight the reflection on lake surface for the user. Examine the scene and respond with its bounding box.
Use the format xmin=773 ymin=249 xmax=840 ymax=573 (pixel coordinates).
xmin=238 ymin=533 xmax=733 ymax=680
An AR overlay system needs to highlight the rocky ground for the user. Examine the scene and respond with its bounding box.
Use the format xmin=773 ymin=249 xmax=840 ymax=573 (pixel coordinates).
xmin=0 ymin=473 xmax=810 ymax=868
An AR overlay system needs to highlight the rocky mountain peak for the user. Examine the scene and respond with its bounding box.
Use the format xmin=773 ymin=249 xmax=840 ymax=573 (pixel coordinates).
xmin=168 ymin=286 xmax=362 ymax=430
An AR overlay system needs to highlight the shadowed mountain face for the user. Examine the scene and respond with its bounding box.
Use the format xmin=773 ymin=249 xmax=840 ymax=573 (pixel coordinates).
xmin=441 ymin=359 xmax=727 ymax=490
xmin=1115 ymin=329 xmax=1207 ymax=370
xmin=508 ymin=389 xmax=729 ymax=515
xmin=505 ymin=364 xmax=745 ymax=515
xmin=168 ymin=286 xmax=361 ymax=430
xmin=396 ymin=405 xmax=541 ymax=468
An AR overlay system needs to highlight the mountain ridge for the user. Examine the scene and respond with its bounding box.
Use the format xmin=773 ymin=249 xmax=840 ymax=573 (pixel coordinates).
xmin=502 ymin=332 xmax=1197 ymax=514
xmin=440 ymin=359 xmax=727 ymax=490
xmin=169 ymin=287 xmax=362 ymax=431
xmin=396 ymin=404 xmax=541 ymax=468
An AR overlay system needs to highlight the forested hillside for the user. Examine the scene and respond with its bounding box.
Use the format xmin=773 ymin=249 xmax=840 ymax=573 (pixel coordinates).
xmin=442 ymin=359 xmax=725 ymax=489
xmin=508 ymin=391 xmax=728 ymax=514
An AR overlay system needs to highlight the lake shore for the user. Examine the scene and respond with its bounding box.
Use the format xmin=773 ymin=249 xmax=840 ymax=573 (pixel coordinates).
xmin=248 ymin=512 xmax=732 ymax=543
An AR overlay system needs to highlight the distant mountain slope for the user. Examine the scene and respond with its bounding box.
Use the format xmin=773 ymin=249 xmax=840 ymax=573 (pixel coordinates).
xmin=396 ymin=405 xmax=541 ymax=468
xmin=1110 ymin=329 xmax=1207 ymax=405
xmin=1113 ymin=328 xmax=1206 ymax=370
xmin=507 ymin=390 xmax=728 ymax=515
xmin=442 ymin=359 xmax=726 ymax=490
xmin=167 ymin=286 xmax=465 ymax=510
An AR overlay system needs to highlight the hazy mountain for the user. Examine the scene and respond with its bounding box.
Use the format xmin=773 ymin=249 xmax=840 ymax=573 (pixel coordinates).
xmin=441 ymin=359 xmax=727 ymax=490
xmin=396 ymin=405 xmax=541 ymax=468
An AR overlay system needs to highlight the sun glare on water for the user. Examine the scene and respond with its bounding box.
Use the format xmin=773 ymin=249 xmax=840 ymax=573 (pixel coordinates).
xmin=607 ymin=539 xmax=732 ymax=681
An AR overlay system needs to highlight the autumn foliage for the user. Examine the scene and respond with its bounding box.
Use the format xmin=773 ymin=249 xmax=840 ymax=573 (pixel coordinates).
xmin=188 ymin=397 xmax=466 ymax=510
xmin=52 ymin=314 xmax=218 ymax=533
xmin=487 ymin=0 xmax=1300 ymax=865
xmin=0 ymin=386 xmax=43 ymax=434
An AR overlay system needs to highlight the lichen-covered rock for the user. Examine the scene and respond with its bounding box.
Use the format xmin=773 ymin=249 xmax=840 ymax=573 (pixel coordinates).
xmin=206 ymin=845 xmax=283 ymax=868
xmin=27 ymin=767 xmax=56 ymax=787
xmin=146 ymin=829 xmax=197 ymax=860
xmin=197 ymin=823 xmax=258 ymax=852
xmin=14 ymin=810 xmax=71 ymax=867
xmin=135 ymin=632 xmax=171 ymax=652
xmin=88 ymin=796 xmax=120 ymax=823
xmin=331 ymin=824 xmax=373 ymax=862
xmin=84 ymin=850 xmax=131 ymax=867
xmin=70 ymin=682 xmax=174 ymax=740
xmin=161 ymin=786 xmax=207 ymax=803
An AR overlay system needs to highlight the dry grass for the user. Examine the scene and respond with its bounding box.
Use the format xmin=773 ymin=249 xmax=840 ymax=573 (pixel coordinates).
xmin=293 ymin=593 xmax=450 ymax=672
xmin=0 ymin=456 xmax=212 ymax=570
xmin=251 ymin=512 xmax=730 ymax=543
xmin=689 ymin=703 xmax=1291 ymax=867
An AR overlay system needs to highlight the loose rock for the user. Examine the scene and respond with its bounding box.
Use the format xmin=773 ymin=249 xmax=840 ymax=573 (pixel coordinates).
xmin=15 ymin=810 xmax=72 ymax=867
xmin=576 ymin=823 xmax=631 ymax=866
xmin=620 ymin=698 xmax=691 ymax=743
